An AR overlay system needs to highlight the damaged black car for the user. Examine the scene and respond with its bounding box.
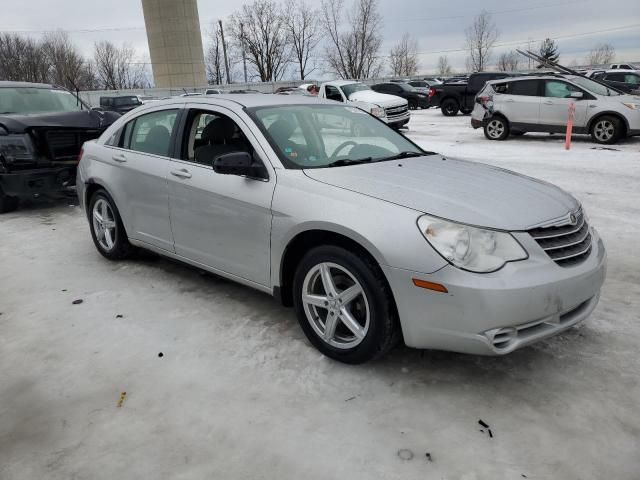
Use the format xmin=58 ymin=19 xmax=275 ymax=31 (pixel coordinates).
xmin=0 ymin=81 xmax=120 ymax=213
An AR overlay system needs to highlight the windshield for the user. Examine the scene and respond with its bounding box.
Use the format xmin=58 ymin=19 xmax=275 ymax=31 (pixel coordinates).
xmin=570 ymin=76 xmax=622 ymax=96
xmin=0 ymin=87 xmax=84 ymax=114
xmin=114 ymin=96 xmax=141 ymax=106
xmin=341 ymin=83 xmax=371 ymax=98
xmin=248 ymin=104 xmax=425 ymax=169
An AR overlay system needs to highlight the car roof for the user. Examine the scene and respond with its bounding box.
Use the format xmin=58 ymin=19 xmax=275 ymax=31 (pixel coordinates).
xmin=141 ymin=94 xmax=333 ymax=109
xmin=603 ymin=69 xmax=639 ymax=73
xmin=0 ymin=80 xmax=57 ymax=89
xmin=321 ymin=80 xmax=362 ymax=87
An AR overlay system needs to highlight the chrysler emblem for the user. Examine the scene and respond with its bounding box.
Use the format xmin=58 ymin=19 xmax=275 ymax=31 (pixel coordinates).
xmin=569 ymin=213 xmax=577 ymax=225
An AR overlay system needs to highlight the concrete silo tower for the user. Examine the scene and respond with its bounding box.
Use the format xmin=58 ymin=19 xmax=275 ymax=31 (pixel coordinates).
xmin=141 ymin=0 xmax=207 ymax=88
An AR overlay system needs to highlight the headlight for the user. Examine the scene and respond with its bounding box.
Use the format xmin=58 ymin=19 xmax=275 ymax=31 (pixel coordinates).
xmin=622 ymin=102 xmax=640 ymax=110
xmin=417 ymin=215 xmax=527 ymax=273
xmin=370 ymin=106 xmax=385 ymax=118
xmin=0 ymin=134 xmax=36 ymax=167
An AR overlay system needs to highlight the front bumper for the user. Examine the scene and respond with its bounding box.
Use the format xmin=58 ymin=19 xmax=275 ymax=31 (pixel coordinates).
xmin=386 ymin=111 xmax=411 ymax=128
xmin=382 ymin=229 xmax=607 ymax=355
xmin=0 ymin=166 xmax=77 ymax=197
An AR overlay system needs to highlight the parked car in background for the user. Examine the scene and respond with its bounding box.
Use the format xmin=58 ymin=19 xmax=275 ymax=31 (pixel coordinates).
xmin=99 ymin=95 xmax=143 ymax=114
xmin=318 ymin=80 xmax=409 ymax=129
xmin=77 ymin=94 xmax=606 ymax=363
xmin=205 ymin=88 xmax=223 ymax=95
xmin=229 ymin=89 xmax=262 ymax=94
xmin=406 ymin=80 xmax=434 ymax=95
xmin=423 ymin=77 xmax=444 ymax=84
xmin=591 ymin=70 xmax=640 ymax=95
xmin=432 ymin=72 xmax=519 ymax=116
xmin=471 ymin=75 xmax=640 ymax=144
xmin=371 ymin=82 xmax=429 ymax=110
xmin=610 ymin=63 xmax=637 ymax=70
xmin=180 ymin=92 xmax=204 ymax=97
xmin=0 ymin=81 xmax=120 ymax=212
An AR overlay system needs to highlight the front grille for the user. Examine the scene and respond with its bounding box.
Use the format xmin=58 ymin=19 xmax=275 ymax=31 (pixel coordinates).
xmin=385 ymin=105 xmax=408 ymax=117
xmin=45 ymin=129 xmax=101 ymax=161
xmin=528 ymin=210 xmax=592 ymax=267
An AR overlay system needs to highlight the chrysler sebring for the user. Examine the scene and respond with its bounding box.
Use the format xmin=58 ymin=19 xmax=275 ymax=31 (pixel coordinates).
xmin=77 ymin=95 xmax=606 ymax=363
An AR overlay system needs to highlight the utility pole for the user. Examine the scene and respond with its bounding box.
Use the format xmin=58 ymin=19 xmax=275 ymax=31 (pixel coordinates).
xmin=240 ymin=22 xmax=248 ymax=83
xmin=219 ymin=19 xmax=231 ymax=84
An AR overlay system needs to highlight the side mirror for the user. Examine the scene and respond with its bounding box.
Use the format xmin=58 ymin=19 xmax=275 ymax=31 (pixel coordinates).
xmin=213 ymin=152 xmax=266 ymax=179
xmin=569 ymin=91 xmax=584 ymax=99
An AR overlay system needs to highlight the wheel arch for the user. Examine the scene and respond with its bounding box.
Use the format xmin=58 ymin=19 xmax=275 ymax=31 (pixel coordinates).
xmin=276 ymin=227 xmax=392 ymax=308
xmin=82 ymin=180 xmax=130 ymax=238
xmin=587 ymin=111 xmax=629 ymax=135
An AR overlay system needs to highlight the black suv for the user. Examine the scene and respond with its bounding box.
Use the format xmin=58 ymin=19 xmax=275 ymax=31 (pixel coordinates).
xmin=370 ymin=82 xmax=429 ymax=109
xmin=99 ymin=95 xmax=143 ymax=114
xmin=0 ymin=81 xmax=120 ymax=212
xmin=592 ymin=71 xmax=640 ymax=95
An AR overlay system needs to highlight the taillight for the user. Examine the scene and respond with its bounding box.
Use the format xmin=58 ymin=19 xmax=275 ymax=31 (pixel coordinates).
xmin=77 ymin=147 xmax=84 ymax=163
xmin=428 ymin=87 xmax=436 ymax=98
xmin=477 ymin=95 xmax=490 ymax=106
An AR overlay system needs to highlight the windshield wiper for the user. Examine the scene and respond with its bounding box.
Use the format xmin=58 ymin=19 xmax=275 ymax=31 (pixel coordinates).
xmin=377 ymin=151 xmax=426 ymax=162
xmin=327 ymin=157 xmax=373 ymax=168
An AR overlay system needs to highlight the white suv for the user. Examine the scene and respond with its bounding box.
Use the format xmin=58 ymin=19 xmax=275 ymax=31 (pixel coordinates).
xmin=471 ymin=75 xmax=640 ymax=144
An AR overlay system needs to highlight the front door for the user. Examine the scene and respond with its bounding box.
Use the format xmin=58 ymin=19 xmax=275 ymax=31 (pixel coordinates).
xmin=540 ymin=80 xmax=590 ymax=129
xmin=167 ymin=105 xmax=275 ymax=287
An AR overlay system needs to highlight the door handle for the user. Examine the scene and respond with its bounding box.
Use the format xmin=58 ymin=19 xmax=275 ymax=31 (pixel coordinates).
xmin=170 ymin=169 xmax=192 ymax=179
xmin=112 ymin=154 xmax=127 ymax=163
xmin=543 ymin=100 xmax=554 ymax=105
xmin=505 ymin=99 xmax=515 ymax=103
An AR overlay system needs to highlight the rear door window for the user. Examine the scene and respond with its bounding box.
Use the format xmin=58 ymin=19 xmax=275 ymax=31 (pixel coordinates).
xmin=120 ymin=109 xmax=178 ymax=157
xmin=509 ymin=80 xmax=540 ymax=96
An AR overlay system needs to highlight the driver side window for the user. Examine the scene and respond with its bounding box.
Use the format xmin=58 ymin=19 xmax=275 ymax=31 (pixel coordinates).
xmin=545 ymin=80 xmax=581 ymax=98
xmin=182 ymin=109 xmax=253 ymax=167
xmin=325 ymin=86 xmax=344 ymax=102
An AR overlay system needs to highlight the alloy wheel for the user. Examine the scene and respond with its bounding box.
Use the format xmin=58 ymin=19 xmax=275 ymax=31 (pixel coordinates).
xmin=92 ymin=198 xmax=117 ymax=251
xmin=594 ymin=120 xmax=615 ymax=142
xmin=487 ymin=119 xmax=505 ymax=139
xmin=301 ymin=262 xmax=370 ymax=349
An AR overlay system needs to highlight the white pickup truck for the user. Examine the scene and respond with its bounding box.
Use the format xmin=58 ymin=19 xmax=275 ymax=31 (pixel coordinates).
xmin=318 ymin=80 xmax=410 ymax=129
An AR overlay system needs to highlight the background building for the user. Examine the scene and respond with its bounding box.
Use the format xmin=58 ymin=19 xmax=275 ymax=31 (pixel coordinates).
xmin=141 ymin=0 xmax=206 ymax=88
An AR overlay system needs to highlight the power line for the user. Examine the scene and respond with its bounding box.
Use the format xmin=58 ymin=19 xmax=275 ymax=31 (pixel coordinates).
xmin=1 ymin=26 xmax=145 ymax=34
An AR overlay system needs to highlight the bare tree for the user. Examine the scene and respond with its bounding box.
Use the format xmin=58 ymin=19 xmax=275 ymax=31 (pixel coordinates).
xmin=464 ymin=10 xmax=498 ymax=72
xmin=206 ymin=22 xmax=226 ymax=84
xmin=0 ymin=33 xmax=49 ymax=83
xmin=321 ymin=0 xmax=384 ymax=79
xmin=437 ymin=55 xmax=452 ymax=76
xmin=497 ymin=50 xmax=520 ymax=72
xmin=93 ymin=41 xmax=147 ymax=90
xmin=284 ymin=0 xmax=321 ymax=80
xmin=229 ymin=0 xmax=291 ymax=82
xmin=42 ymin=31 xmax=97 ymax=90
xmin=586 ymin=43 xmax=615 ymax=66
xmin=389 ymin=33 xmax=419 ymax=76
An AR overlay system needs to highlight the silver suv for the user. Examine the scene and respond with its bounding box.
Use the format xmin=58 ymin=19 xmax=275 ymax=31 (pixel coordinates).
xmin=471 ymin=75 xmax=640 ymax=144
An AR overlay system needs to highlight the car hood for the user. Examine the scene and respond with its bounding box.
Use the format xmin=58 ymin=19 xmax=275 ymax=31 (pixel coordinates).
xmin=303 ymin=155 xmax=579 ymax=230
xmin=348 ymin=90 xmax=407 ymax=108
xmin=0 ymin=109 xmax=120 ymax=134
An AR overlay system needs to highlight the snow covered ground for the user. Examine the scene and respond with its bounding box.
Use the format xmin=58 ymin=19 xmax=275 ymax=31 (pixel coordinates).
xmin=1 ymin=109 xmax=639 ymax=480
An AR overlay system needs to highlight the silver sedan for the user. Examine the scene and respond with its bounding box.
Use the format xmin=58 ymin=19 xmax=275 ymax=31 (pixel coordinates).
xmin=77 ymin=95 xmax=606 ymax=363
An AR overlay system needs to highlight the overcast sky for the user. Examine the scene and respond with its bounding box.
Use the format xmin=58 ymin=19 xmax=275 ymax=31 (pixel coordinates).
xmin=2 ymin=0 xmax=639 ymax=77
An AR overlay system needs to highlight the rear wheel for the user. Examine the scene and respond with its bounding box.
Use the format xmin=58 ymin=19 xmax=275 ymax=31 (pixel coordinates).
xmin=0 ymin=186 xmax=19 ymax=214
xmin=591 ymin=116 xmax=622 ymax=144
xmin=484 ymin=117 xmax=510 ymax=140
xmin=293 ymin=245 xmax=399 ymax=364
xmin=89 ymin=190 xmax=132 ymax=260
xmin=408 ymin=100 xmax=417 ymax=110
xmin=441 ymin=98 xmax=459 ymax=116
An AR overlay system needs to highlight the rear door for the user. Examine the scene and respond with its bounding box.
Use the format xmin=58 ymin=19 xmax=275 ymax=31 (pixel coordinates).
xmin=105 ymin=106 xmax=180 ymax=251
xmin=497 ymin=80 xmax=542 ymax=126
xmin=540 ymin=80 xmax=590 ymax=129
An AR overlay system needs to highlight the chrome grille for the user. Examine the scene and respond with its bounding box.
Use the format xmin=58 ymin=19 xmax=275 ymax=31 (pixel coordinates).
xmin=528 ymin=210 xmax=592 ymax=267
xmin=385 ymin=105 xmax=408 ymax=117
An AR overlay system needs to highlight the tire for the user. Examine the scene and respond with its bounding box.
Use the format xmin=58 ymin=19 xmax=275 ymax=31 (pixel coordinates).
xmin=483 ymin=116 xmax=510 ymax=140
xmin=88 ymin=189 xmax=132 ymax=260
xmin=460 ymin=108 xmax=472 ymax=115
xmin=292 ymin=245 xmax=400 ymax=364
xmin=0 ymin=186 xmax=19 ymax=214
xmin=441 ymin=98 xmax=459 ymax=116
xmin=408 ymin=100 xmax=417 ymax=110
xmin=590 ymin=115 xmax=623 ymax=144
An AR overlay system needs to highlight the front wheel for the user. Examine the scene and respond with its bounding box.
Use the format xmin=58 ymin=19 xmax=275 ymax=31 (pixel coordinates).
xmin=591 ymin=116 xmax=622 ymax=144
xmin=484 ymin=117 xmax=510 ymax=140
xmin=293 ymin=245 xmax=399 ymax=364
xmin=0 ymin=186 xmax=19 ymax=214
xmin=89 ymin=190 xmax=132 ymax=260
xmin=441 ymin=98 xmax=459 ymax=116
